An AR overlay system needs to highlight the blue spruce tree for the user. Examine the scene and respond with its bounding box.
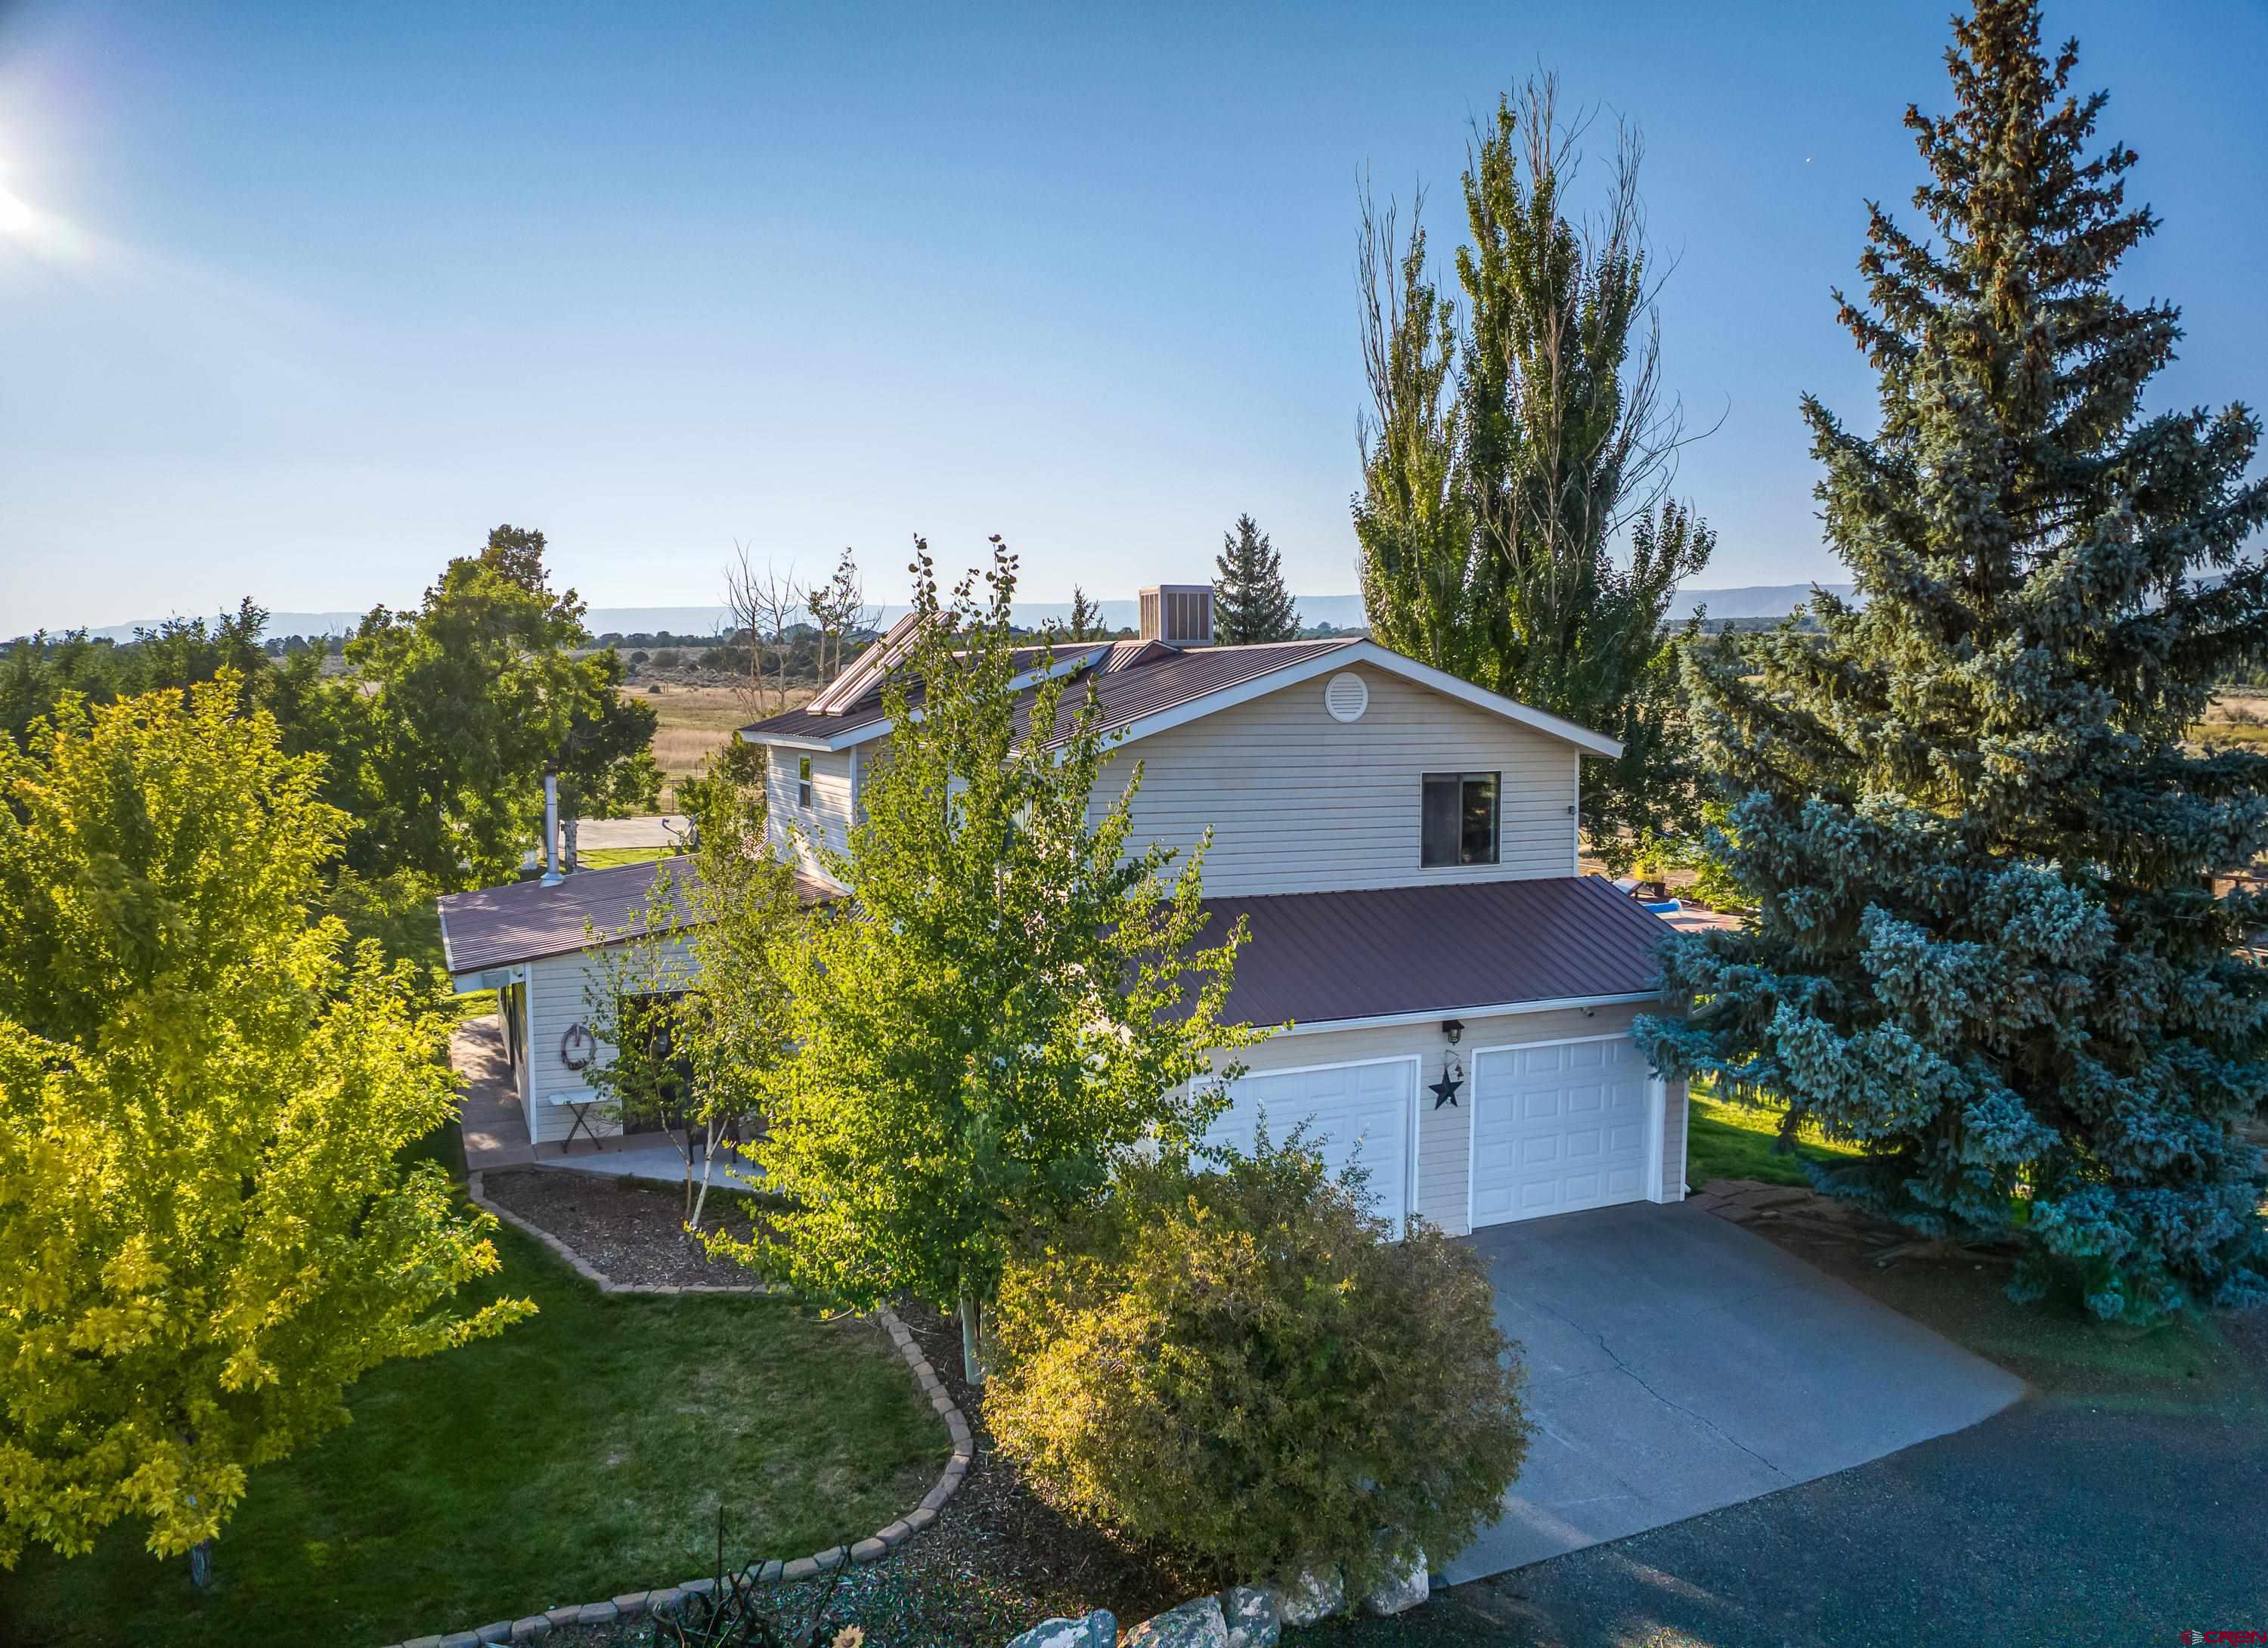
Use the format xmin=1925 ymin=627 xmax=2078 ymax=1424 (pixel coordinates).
xmin=1635 ymin=0 xmax=2268 ymax=1323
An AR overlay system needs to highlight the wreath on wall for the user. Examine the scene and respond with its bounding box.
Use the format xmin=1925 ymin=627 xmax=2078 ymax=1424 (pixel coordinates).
xmin=559 ymin=1022 xmax=595 ymax=1070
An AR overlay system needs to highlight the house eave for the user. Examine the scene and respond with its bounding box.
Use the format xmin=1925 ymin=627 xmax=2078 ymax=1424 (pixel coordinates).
xmin=1099 ymin=640 xmax=1626 ymax=759
xmin=1268 ymin=989 xmax=1665 ymax=1037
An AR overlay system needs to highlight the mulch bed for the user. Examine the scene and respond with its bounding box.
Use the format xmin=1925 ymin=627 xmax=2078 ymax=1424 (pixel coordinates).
xmin=789 ymin=1300 xmax=1222 ymax=1643
xmin=479 ymin=1167 xmax=767 ymax=1289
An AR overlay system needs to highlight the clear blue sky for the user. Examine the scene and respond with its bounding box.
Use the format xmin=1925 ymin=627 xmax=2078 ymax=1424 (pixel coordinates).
xmin=2 ymin=0 xmax=2263 ymax=635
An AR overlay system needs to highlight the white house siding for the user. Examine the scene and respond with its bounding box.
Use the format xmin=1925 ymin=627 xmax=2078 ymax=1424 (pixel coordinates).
xmin=1198 ymin=999 xmax=1684 ymax=1236
xmin=762 ymin=743 xmax=856 ymax=885
xmin=523 ymin=935 xmax=699 ymax=1146
xmin=1092 ymin=663 xmax=1582 ymax=897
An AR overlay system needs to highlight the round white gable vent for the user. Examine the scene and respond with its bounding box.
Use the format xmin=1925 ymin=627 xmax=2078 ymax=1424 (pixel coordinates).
xmin=1324 ymin=671 xmax=1369 ymax=723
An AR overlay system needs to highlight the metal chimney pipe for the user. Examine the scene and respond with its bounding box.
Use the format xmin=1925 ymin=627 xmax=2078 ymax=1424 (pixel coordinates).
xmin=541 ymin=770 xmax=563 ymax=886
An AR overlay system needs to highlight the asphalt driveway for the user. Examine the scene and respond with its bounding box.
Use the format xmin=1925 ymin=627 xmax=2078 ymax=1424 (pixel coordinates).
xmin=1447 ymin=1201 xmax=2025 ymax=1584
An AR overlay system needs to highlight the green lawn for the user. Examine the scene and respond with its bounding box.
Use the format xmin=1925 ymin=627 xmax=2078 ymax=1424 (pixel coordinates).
xmin=1684 ymin=1084 xmax=1863 ymax=1188
xmin=0 ymin=1221 xmax=944 ymax=1648
xmin=578 ymin=845 xmax=673 ymax=869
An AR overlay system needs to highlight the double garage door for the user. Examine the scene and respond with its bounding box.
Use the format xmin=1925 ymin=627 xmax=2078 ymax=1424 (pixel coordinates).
xmin=1203 ymin=1034 xmax=1655 ymax=1234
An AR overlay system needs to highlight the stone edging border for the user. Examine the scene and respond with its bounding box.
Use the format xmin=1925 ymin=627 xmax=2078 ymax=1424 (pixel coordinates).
xmin=367 ymin=1172 xmax=974 ymax=1648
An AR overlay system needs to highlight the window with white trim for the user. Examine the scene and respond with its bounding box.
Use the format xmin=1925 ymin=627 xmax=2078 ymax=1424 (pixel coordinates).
xmin=798 ymin=756 xmax=813 ymax=810
xmin=1421 ymin=771 xmax=1499 ymax=867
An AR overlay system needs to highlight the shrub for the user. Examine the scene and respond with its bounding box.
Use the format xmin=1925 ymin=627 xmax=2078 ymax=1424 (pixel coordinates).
xmin=987 ymin=1136 xmax=1530 ymax=1593
xmin=652 ymin=648 xmax=681 ymax=669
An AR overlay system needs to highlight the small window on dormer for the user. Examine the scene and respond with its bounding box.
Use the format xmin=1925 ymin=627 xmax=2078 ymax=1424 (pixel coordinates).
xmin=1421 ymin=772 xmax=1498 ymax=867
xmin=798 ymin=756 xmax=813 ymax=810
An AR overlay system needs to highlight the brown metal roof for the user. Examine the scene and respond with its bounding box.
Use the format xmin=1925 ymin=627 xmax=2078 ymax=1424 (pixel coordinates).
xmin=1197 ymin=875 xmax=1672 ymax=1028
xmin=435 ymin=857 xmax=835 ymax=977
xmin=741 ymin=638 xmax=1360 ymax=748
xmin=1020 ymin=640 xmax=1357 ymax=748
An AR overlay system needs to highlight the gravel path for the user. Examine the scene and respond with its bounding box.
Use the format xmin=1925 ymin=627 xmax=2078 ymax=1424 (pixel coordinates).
xmin=479 ymin=1167 xmax=766 ymax=1289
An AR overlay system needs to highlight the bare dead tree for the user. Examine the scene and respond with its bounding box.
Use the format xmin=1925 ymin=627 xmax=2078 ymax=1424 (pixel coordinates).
xmin=724 ymin=543 xmax=802 ymax=717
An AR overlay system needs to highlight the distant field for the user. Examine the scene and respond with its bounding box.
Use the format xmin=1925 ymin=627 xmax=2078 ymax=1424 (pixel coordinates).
xmin=2195 ymin=688 xmax=2268 ymax=751
xmin=631 ymin=682 xmax=813 ymax=808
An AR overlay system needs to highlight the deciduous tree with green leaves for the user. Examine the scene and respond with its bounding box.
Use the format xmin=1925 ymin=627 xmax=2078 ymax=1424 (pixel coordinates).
xmin=727 ymin=540 xmax=1263 ymax=1381
xmin=345 ymin=525 xmax=659 ymax=891
xmin=1213 ymin=514 xmax=1300 ymax=644
xmin=1635 ymin=1 xmax=2268 ymax=1323
xmin=584 ymin=745 xmax=807 ymax=1230
xmin=677 ymin=743 xmax=807 ymax=1229
xmin=1356 ymin=79 xmax=1714 ymax=862
xmin=0 ymin=678 xmax=530 ymax=1580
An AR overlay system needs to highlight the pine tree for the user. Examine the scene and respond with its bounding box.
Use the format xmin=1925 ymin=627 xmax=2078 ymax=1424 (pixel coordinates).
xmin=1213 ymin=515 xmax=1300 ymax=644
xmin=1066 ymin=584 xmax=1108 ymax=643
xmin=1634 ymin=1 xmax=2268 ymax=1323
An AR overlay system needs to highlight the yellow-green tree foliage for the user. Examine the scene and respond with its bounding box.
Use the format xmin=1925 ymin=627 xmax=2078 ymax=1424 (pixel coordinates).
xmin=0 ymin=678 xmax=531 ymax=1566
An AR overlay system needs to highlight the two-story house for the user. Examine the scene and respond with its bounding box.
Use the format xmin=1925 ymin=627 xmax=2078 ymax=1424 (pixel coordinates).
xmin=437 ymin=584 xmax=1685 ymax=1230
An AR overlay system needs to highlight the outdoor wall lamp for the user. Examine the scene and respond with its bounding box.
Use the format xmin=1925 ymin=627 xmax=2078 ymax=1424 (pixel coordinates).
xmin=1442 ymin=1019 xmax=1464 ymax=1045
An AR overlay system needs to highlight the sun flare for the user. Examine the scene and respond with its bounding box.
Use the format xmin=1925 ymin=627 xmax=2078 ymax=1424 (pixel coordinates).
xmin=0 ymin=184 xmax=39 ymax=239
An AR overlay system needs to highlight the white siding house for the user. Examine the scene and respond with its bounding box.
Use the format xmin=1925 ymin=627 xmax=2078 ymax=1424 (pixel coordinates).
xmin=1089 ymin=661 xmax=1582 ymax=896
xmin=438 ymin=609 xmax=1687 ymax=1228
xmin=720 ymin=624 xmax=1690 ymax=1238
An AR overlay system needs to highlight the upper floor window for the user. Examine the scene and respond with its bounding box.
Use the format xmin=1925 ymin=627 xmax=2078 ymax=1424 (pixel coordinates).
xmin=798 ymin=756 xmax=814 ymax=810
xmin=1421 ymin=771 xmax=1498 ymax=867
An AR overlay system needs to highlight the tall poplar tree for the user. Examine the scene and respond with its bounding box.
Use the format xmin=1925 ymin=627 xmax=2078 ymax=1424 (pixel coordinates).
xmin=1635 ymin=2 xmax=2268 ymax=1322
xmin=1213 ymin=514 xmax=1300 ymax=644
xmin=1356 ymin=79 xmax=1713 ymax=858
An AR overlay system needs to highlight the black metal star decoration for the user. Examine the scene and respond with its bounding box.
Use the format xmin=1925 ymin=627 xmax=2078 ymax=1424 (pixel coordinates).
xmin=1430 ymin=1068 xmax=1464 ymax=1109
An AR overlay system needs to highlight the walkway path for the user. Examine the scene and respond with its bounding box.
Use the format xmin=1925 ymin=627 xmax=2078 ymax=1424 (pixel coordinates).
xmin=451 ymin=1014 xmax=533 ymax=1169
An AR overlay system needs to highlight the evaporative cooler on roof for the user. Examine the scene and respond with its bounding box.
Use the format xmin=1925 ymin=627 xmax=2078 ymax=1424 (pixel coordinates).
xmin=1139 ymin=584 xmax=1214 ymax=647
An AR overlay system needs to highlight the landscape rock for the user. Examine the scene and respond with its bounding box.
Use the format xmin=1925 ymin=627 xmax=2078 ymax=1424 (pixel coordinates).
xmin=1006 ymin=1611 xmax=1118 ymax=1648
xmin=1270 ymin=1566 xmax=1346 ymax=1626
xmin=508 ymin=1619 xmax=551 ymax=1643
xmin=1363 ymin=1549 xmax=1428 ymax=1616
xmin=1124 ymin=1594 xmax=1228 ymax=1648
xmin=1219 ymin=1584 xmax=1280 ymax=1648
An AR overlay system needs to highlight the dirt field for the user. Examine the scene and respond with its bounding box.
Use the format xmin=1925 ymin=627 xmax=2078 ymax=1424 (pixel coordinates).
xmin=2195 ymin=687 xmax=2268 ymax=749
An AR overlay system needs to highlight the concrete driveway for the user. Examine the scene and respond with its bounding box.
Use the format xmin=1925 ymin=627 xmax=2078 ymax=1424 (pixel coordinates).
xmin=1445 ymin=1200 xmax=2025 ymax=1584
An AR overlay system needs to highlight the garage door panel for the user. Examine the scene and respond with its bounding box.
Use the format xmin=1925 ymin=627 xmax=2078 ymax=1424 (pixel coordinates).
xmin=1471 ymin=1036 xmax=1653 ymax=1227
xmin=1205 ymin=1058 xmax=1414 ymax=1232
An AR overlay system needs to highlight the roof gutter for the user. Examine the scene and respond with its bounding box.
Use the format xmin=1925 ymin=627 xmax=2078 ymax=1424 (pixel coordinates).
xmin=1263 ymin=989 xmax=1665 ymax=1037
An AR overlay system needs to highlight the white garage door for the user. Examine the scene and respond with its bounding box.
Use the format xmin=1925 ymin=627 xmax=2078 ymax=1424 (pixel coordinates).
xmin=1470 ymin=1036 xmax=1653 ymax=1227
xmin=1204 ymin=1058 xmax=1415 ymax=1233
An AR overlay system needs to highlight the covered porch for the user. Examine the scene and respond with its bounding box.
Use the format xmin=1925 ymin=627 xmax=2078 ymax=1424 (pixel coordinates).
xmin=451 ymin=1012 xmax=764 ymax=1189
